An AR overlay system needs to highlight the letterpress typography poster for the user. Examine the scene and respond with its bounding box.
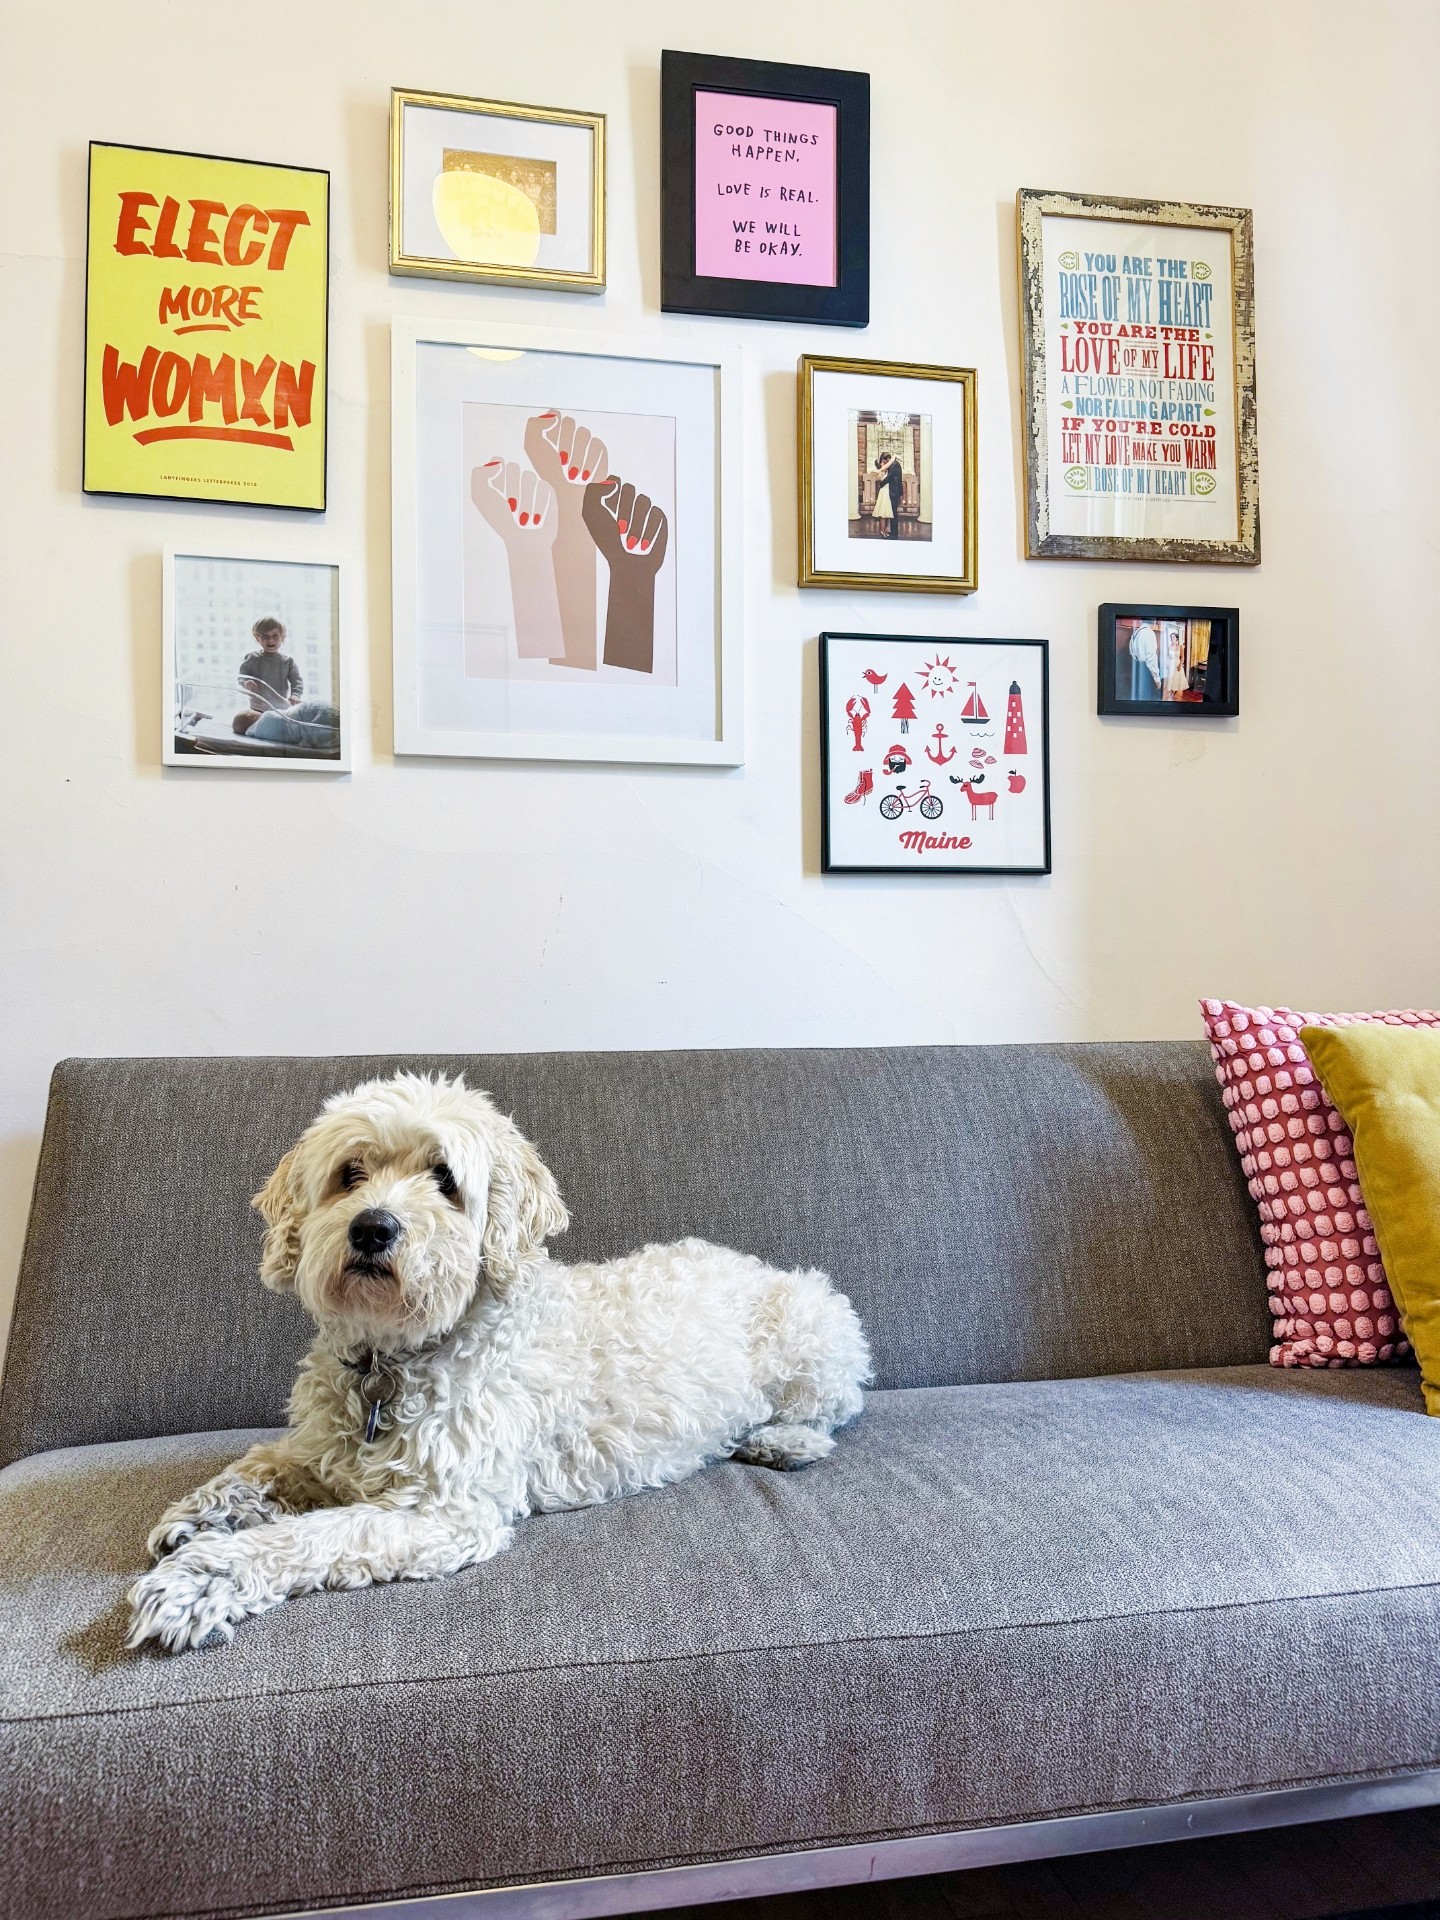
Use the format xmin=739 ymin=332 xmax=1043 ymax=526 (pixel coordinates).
xmin=1017 ymin=189 xmax=1258 ymax=563
xmin=84 ymin=143 xmax=329 ymax=509
xmin=819 ymin=633 xmax=1050 ymax=876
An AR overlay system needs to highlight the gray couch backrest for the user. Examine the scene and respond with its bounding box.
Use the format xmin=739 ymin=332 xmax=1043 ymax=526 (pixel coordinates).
xmin=0 ymin=1043 xmax=1267 ymax=1465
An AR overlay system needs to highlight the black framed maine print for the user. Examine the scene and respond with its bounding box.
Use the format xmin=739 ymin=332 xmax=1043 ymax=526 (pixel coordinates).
xmin=820 ymin=632 xmax=1051 ymax=876
xmin=661 ymin=51 xmax=869 ymax=326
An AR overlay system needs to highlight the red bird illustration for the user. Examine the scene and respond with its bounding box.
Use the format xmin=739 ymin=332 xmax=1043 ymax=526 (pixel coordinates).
xmin=861 ymin=668 xmax=888 ymax=687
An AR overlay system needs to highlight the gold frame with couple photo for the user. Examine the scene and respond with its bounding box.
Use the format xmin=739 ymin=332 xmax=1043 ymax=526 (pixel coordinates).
xmin=798 ymin=354 xmax=978 ymax=594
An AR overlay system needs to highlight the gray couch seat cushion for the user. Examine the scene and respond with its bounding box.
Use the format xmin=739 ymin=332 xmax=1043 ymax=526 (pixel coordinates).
xmin=2 ymin=1365 xmax=1438 ymax=1920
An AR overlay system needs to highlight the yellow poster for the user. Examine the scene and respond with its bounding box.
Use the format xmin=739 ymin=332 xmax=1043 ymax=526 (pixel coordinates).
xmin=84 ymin=143 xmax=328 ymax=510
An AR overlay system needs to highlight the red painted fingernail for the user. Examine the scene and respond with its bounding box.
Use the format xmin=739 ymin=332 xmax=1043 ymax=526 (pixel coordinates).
xmin=484 ymin=458 xmax=501 ymax=467
xmin=568 ymin=466 xmax=579 ymax=480
xmin=581 ymin=469 xmax=591 ymax=481
xmin=617 ymin=519 xmax=628 ymax=534
xmin=519 ymin=511 xmax=529 ymax=525
xmin=559 ymin=449 xmax=569 ymax=462
xmin=507 ymin=497 xmax=517 ymax=510
xmin=626 ymin=535 xmax=638 ymax=550
xmin=540 ymin=412 xmax=556 ymax=421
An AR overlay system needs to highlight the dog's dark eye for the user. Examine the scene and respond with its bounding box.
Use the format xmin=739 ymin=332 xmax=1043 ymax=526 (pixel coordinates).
xmin=432 ymin=1161 xmax=460 ymax=1202
xmin=338 ymin=1161 xmax=365 ymax=1191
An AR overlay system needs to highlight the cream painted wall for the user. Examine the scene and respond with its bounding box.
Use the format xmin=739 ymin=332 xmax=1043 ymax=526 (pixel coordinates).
xmin=2 ymin=0 xmax=1438 ymax=1324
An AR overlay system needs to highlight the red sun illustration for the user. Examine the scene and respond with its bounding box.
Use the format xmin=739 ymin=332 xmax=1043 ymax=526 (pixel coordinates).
xmin=920 ymin=653 xmax=961 ymax=700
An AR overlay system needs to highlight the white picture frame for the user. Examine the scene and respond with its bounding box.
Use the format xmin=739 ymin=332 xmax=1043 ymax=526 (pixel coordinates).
xmin=391 ymin=317 xmax=744 ymax=767
xmin=162 ymin=547 xmax=349 ymax=773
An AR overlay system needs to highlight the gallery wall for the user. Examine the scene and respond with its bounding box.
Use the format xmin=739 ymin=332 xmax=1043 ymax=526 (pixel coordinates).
xmin=2 ymin=0 xmax=1438 ymax=1327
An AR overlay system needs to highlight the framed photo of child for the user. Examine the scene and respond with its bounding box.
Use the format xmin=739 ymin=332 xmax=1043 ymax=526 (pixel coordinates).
xmin=162 ymin=549 xmax=348 ymax=771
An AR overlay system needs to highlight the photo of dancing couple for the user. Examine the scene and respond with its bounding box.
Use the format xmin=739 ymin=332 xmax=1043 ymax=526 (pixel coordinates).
xmin=799 ymin=355 xmax=977 ymax=594
xmin=848 ymin=410 xmax=932 ymax=542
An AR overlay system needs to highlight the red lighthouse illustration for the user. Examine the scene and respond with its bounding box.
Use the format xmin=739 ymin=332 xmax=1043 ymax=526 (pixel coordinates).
xmin=1003 ymin=680 xmax=1028 ymax=756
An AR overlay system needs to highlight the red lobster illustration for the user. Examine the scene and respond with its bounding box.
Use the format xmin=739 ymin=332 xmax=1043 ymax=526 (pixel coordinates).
xmin=845 ymin=696 xmax=871 ymax=752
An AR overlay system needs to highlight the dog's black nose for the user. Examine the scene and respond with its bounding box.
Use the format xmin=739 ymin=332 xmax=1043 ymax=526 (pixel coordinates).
xmin=348 ymin=1209 xmax=401 ymax=1258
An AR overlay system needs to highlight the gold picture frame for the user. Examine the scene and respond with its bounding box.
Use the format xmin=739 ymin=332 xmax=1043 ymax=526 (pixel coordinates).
xmin=798 ymin=355 xmax=978 ymax=594
xmin=389 ymin=87 xmax=605 ymax=294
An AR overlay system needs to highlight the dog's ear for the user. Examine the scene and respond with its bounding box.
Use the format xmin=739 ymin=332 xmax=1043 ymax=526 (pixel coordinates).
xmin=482 ymin=1127 xmax=570 ymax=1286
xmin=252 ymin=1147 xmax=302 ymax=1292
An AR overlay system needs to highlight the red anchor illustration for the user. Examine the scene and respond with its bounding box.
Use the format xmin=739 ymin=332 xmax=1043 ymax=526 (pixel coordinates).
xmin=925 ymin=723 xmax=957 ymax=767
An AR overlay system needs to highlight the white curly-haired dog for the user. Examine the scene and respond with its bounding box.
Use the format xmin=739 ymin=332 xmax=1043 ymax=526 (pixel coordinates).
xmin=128 ymin=1073 xmax=871 ymax=1652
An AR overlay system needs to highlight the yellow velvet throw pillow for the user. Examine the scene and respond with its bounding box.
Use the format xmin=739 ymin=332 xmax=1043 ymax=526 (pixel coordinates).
xmin=1302 ymin=1023 xmax=1440 ymax=1412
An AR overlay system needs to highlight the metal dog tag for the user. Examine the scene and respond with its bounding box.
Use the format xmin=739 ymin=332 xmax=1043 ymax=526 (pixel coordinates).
xmin=359 ymin=1364 xmax=388 ymax=1443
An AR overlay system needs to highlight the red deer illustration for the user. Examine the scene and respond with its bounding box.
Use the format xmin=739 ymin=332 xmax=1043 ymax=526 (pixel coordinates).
xmin=958 ymin=780 xmax=998 ymax=821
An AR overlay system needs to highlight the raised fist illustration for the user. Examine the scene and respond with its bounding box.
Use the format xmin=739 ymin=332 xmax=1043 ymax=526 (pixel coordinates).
xmin=582 ymin=477 xmax=670 ymax=675
xmin=525 ymin=412 xmax=610 ymax=499
xmin=523 ymin=411 xmax=612 ymax=669
xmin=471 ymin=460 xmax=562 ymax=659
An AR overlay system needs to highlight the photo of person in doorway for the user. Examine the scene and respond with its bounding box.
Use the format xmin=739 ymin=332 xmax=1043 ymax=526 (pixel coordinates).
xmin=1115 ymin=617 xmax=1219 ymax=705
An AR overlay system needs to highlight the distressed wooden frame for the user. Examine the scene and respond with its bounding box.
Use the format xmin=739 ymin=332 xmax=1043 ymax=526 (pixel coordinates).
xmin=1017 ymin=188 xmax=1259 ymax=564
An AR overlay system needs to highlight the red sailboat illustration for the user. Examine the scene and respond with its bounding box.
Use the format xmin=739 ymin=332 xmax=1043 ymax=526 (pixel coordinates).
xmin=959 ymin=682 xmax=989 ymax=726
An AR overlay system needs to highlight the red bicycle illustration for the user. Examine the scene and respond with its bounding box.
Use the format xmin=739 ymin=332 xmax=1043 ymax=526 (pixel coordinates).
xmin=878 ymin=778 xmax=943 ymax=822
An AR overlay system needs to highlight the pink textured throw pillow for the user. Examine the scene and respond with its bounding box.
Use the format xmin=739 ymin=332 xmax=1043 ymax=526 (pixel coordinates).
xmin=1201 ymin=999 xmax=1440 ymax=1369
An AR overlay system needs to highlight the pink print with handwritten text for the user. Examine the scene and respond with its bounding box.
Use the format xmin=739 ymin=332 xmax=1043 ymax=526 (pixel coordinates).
xmin=693 ymin=90 xmax=837 ymax=288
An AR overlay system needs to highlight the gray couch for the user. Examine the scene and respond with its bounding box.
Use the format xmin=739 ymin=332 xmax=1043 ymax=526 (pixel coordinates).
xmin=3 ymin=1044 xmax=1440 ymax=1920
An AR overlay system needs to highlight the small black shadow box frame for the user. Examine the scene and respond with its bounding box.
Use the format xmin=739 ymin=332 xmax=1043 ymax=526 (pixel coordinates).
xmin=661 ymin=51 xmax=869 ymax=326
xmin=1098 ymin=603 xmax=1239 ymax=717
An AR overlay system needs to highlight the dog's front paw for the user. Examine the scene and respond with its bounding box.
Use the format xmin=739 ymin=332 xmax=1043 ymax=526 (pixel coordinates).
xmin=146 ymin=1511 xmax=205 ymax=1561
xmin=127 ymin=1537 xmax=268 ymax=1654
xmin=147 ymin=1480 xmax=277 ymax=1562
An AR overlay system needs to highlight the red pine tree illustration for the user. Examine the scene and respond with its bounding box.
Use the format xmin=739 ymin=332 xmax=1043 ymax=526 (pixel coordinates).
xmin=892 ymin=682 xmax=916 ymax=734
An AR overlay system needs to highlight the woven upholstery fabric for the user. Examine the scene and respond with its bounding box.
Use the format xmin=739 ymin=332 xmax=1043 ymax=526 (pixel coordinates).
xmin=0 ymin=1044 xmax=1268 ymax=1464
xmin=1201 ymin=1000 xmax=1440 ymax=1369
xmin=0 ymin=1364 xmax=1435 ymax=1920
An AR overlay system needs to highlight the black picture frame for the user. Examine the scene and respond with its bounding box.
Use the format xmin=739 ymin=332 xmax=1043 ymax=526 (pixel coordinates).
xmin=1098 ymin=603 xmax=1240 ymax=717
xmin=819 ymin=632 xmax=1051 ymax=876
xmin=661 ymin=50 xmax=869 ymax=326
